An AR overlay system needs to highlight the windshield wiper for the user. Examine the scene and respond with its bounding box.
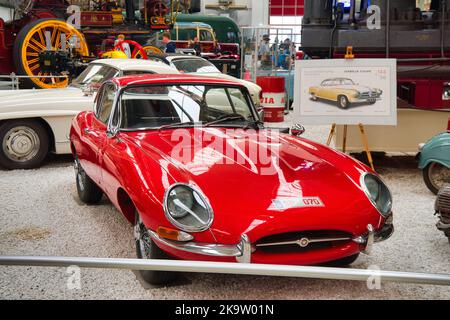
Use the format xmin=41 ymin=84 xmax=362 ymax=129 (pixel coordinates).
xmin=203 ymin=114 xmax=247 ymax=127
xmin=158 ymin=121 xmax=198 ymax=131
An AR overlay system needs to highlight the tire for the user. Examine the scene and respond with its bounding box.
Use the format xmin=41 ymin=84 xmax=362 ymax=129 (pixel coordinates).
xmin=74 ymin=157 xmax=103 ymax=204
xmin=326 ymin=253 xmax=360 ymax=267
xmin=423 ymin=162 xmax=450 ymax=195
xmin=368 ymin=99 xmax=377 ymax=105
xmin=0 ymin=119 xmax=49 ymax=170
xmin=337 ymin=95 xmax=350 ymax=109
xmin=134 ymin=211 xmax=177 ymax=286
xmin=310 ymin=93 xmax=318 ymax=101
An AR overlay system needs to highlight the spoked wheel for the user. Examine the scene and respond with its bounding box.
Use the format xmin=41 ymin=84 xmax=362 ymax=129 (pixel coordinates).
xmin=114 ymin=40 xmax=148 ymax=59
xmin=13 ymin=19 xmax=89 ymax=89
xmin=0 ymin=120 xmax=49 ymax=169
xmin=134 ymin=211 xmax=177 ymax=286
xmin=134 ymin=45 xmax=164 ymax=59
xmin=423 ymin=162 xmax=450 ymax=195
xmin=74 ymin=156 xmax=103 ymax=204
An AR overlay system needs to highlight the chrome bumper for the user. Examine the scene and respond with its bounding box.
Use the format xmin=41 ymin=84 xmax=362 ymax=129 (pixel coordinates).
xmin=149 ymin=222 xmax=394 ymax=263
xmin=149 ymin=230 xmax=253 ymax=263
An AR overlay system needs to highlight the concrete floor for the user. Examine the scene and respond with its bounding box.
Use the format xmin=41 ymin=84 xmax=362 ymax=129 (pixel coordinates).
xmin=0 ymin=123 xmax=449 ymax=299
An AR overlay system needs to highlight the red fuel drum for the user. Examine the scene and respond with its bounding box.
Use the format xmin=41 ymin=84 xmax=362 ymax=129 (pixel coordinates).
xmin=256 ymin=76 xmax=286 ymax=123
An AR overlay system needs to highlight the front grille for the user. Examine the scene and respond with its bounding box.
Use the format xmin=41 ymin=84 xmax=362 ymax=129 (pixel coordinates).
xmin=360 ymin=92 xmax=380 ymax=99
xmin=436 ymin=185 xmax=450 ymax=215
xmin=255 ymin=230 xmax=353 ymax=254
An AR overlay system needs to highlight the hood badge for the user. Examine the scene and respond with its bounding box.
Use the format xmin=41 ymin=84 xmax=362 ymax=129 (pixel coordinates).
xmin=297 ymin=238 xmax=310 ymax=247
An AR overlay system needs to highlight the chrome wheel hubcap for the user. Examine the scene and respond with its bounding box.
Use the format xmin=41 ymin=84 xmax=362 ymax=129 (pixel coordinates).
xmin=2 ymin=126 xmax=40 ymax=162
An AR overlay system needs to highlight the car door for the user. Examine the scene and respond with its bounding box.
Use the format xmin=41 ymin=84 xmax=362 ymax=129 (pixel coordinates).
xmin=80 ymin=82 xmax=116 ymax=185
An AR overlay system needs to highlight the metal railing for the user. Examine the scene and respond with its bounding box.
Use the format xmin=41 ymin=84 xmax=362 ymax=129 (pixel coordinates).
xmin=0 ymin=73 xmax=68 ymax=90
xmin=1 ymin=256 xmax=450 ymax=286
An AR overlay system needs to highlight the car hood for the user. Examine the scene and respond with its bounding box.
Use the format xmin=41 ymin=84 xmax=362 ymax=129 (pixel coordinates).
xmin=125 ymin=128 xmax=380 ymax=243
xmin=0 ymin=86 xmax=94 ymax=115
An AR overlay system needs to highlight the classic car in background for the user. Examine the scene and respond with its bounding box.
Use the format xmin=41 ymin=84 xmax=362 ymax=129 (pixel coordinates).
xmin=418 ymin=129 xmax=450 ymax=194
xmin=150 ymin=54 xmax=262 ymax=107
xmin=70 ymin=74 xmax=394 ymax=285
xmin=309 ymin=78 xmax=383 ymax=109
xmin=0 ymin=59 xmax=178 ymax=169
xmin=435 ymin=185 xmax=450 ymax=244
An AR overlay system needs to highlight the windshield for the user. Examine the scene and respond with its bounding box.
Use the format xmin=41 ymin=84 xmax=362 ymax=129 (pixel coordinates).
xmin=340 ymin=79 xmax=355 ymax=85
xmin=71 ymin=64 xmax=119 ymax=88
xmin=172 ymin=59 xmax=220 ymax=74
xmin=119 ymin=85 xmax=255 ymax=130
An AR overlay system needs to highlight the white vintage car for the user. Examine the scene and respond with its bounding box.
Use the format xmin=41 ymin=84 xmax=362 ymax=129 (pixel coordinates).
xmin=150 ymin=54 xmax=263 ymax=107
xmin=0 ymin=59 xmax=179 ymax=169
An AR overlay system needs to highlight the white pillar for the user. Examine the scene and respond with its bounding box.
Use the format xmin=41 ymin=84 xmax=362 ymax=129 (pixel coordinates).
xmin=251 ymin=0 xmax=270 ymax=27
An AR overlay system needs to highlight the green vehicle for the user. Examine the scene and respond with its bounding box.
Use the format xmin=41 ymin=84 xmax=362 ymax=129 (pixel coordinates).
xmin=175 ymin=14 xmax=241 ymax=44
xmin=418 ymin=130 xmax=450 ymax=194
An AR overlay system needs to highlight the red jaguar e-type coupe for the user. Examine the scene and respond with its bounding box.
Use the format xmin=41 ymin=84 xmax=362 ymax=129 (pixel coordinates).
xmin=70 ymin=74 xmax=394 ymax=285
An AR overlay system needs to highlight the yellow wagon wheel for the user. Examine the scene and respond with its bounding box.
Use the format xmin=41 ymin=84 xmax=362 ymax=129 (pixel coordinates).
xmin=13 ymin=19 xmax=89 ymax=89
xmin=133 ymin=45 xmax=163 ymax=59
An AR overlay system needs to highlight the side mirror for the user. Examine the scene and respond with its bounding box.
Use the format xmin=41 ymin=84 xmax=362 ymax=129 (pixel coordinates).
xmin=291 ymin=124 xmax=305 ymax=137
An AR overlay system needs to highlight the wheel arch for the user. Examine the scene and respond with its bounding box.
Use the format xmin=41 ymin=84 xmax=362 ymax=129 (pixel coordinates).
xmin=0 ymin=117 xmax=56 ymax=152
xmin=116 ymin=187 xmax=137 ymax=224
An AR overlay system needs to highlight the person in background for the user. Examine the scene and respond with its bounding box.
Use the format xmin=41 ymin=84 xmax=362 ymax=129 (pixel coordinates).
xmin=213 ymin=40 xmax=221 ymax=55
xmin=114 ymin=34 xmax=131 ymax=58
xmin=162 ymin=32 xmax=176 ymax=54
xmin=258 ymin=34 xmax=271 ymax=69
xmin=189 ymin=37 xmax=202 ymax=56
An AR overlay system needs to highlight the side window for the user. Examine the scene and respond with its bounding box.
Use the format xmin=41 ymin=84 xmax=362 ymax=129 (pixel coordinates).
xmin=200 ymin=29 xmax=214 ymax=42
xmin=96 ymin=84 xmax=116 ymax=124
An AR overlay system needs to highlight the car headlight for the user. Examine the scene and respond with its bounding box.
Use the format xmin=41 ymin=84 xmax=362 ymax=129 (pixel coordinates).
xmin=360 ymin=173 xmax=393 ymax=217
xmin=163 ymin=183 xmax=214 ymax=232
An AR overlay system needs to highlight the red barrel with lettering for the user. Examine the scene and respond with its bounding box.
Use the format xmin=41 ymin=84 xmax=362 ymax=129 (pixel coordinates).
xmin=256 ymin=77 xmax=286 ymax=123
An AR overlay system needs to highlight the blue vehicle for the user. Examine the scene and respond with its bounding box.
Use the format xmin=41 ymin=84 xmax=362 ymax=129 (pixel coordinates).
xmin=418 ymin=131 xmax=450 ymax=194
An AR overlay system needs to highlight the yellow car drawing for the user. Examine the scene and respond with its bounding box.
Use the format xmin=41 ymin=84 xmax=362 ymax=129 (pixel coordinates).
xmin=309 ymin=78 xmax=383 ymax=109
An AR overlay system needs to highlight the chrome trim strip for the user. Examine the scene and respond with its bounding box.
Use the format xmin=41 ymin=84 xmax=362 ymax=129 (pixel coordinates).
xmin=255 ymin=237 xmax=351 ymax=248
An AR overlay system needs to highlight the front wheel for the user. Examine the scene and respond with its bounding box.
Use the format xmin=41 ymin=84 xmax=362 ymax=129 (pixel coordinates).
xmin=134 ymin=212 xmax=177 ymax=286
xmin=74 ymin=157 xmax=103 ymax=204
xmin=337 ymin=95 xmax=350 ymax=109
xmin=0 ymin=120 xmax=49 ymax=169
xmin=423 ymin=162 xmax=450 ymax=195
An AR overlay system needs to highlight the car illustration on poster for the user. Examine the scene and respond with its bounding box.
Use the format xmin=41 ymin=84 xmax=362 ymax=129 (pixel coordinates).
xmin=308 ymin=78 xmax=383 ymax=109
xmin=70 ymin=74 xmax=394 ymax=285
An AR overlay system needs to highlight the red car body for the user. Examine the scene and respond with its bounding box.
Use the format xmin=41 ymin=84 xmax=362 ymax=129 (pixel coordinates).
xmin=70 ymin=74 xmax=393 ymax=267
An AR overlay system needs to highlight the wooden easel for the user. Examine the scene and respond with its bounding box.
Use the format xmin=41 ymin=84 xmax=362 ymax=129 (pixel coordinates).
xmin=326 ymin=47 xmax=375 ymax=171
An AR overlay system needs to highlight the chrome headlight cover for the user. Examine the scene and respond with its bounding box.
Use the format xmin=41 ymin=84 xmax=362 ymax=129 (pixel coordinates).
xmin=163 ymin=183 xmax=214 ymax=233
xmin=360 ymin=173 xmax=393 ymax=217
